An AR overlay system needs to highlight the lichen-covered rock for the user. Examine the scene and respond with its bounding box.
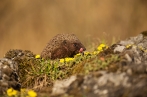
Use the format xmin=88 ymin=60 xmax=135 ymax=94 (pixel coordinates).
xmin=4 ymin=49 xmax=38 ymax=86
xmin=65 ymin=71 xmax=147 ymax=97
xmin=0 ymin=49 xmax=35 ymax=95
xmin=0 ymin=58 xmax=21 ymax=94
xmin=4 ymin=49 xmax=35 ymax=61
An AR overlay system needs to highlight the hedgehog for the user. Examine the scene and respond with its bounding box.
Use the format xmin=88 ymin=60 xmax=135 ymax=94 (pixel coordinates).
xmin=41 ymin=34 xmax=86 ymax=60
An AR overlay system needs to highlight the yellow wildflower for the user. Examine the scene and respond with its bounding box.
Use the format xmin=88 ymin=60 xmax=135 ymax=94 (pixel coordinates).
xmin=7 ymin=88 xmax=18 ymax=96
xmin=60 ymin=59 xmax=65 ymax=63
xmin=65 ymin=58 xmax=74 ymax=62
xmin=138 ymin=45 xmax=145 ymax=51
xmin=93 ymin=51 xmax=100 ymax=55
xmin=97 ymin=43 xmax=108 ymax=51
xmin=35 ymin=54 xmax=40 ymax=59
xmin=60 ymin=58 xmax=74 ymax=63
xmin=27 ymin=90 xmax=37 ymax=97
xmin=74 ymin=53 xmax=81 ymax=57
xmin=76 ymin=53 xmax=81 ymax=56
xmin=84 ymin=51 xmax=90 ymax=55
xmin=126 ymin=44 xmax=132 ymax=48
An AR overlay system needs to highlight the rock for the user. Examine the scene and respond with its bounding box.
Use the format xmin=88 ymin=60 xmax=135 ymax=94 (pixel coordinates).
xmin=0 ymin=58 xmax=21 ymax=94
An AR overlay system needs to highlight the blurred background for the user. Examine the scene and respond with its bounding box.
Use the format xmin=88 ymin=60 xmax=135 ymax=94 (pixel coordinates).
xmin=0 ymin=0 xmax=147 ymax=57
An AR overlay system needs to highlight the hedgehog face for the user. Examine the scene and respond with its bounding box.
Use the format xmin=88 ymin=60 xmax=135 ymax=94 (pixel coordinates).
xmin=62 ymin=40 xmax=86 ymax=57
xmin=71 ymin=42 xmax=86 ymax=53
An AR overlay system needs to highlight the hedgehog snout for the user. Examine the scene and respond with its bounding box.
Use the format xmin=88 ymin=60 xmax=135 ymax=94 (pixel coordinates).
xmin=79 ymin=47 xmax=86 ymax=53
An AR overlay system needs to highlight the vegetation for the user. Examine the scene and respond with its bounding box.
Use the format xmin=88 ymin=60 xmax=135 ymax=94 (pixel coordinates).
xmin=4 ymin=43 xmax=121 ymax=97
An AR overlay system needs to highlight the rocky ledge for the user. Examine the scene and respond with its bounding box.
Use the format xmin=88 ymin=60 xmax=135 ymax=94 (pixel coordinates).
xmin=1 ymin=32 xmax=147 ymax=97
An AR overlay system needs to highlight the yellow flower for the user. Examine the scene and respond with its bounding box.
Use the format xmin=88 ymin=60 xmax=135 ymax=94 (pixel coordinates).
xmin=97 ymin=43 xmax=108 ymax=51
xmin=138 ymin=45 xmax=145 ymax=51
xmin=84 ymin=51 xmax=90 ymax=55
xmin=35 ymin=54 xmax=41 ymax=59
xmin=60 ymin=59 xmax=65 ymax=63
xmin=65 ymin=58 xmax=74 ymax=62
xmin=60 ymin=58 xmax=74 ymax=63
xmin=27 ymin=90 xmax=37 ymax=97
xmin=126 ymin=44 xmax=132 ymax=48
xmin=74 ymin=53 xmax=81 ymax=57
xmin=93 ymin=51 xmax=100 ymax=55
xmin=7 ymin=88 xmax=18 ymax=96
